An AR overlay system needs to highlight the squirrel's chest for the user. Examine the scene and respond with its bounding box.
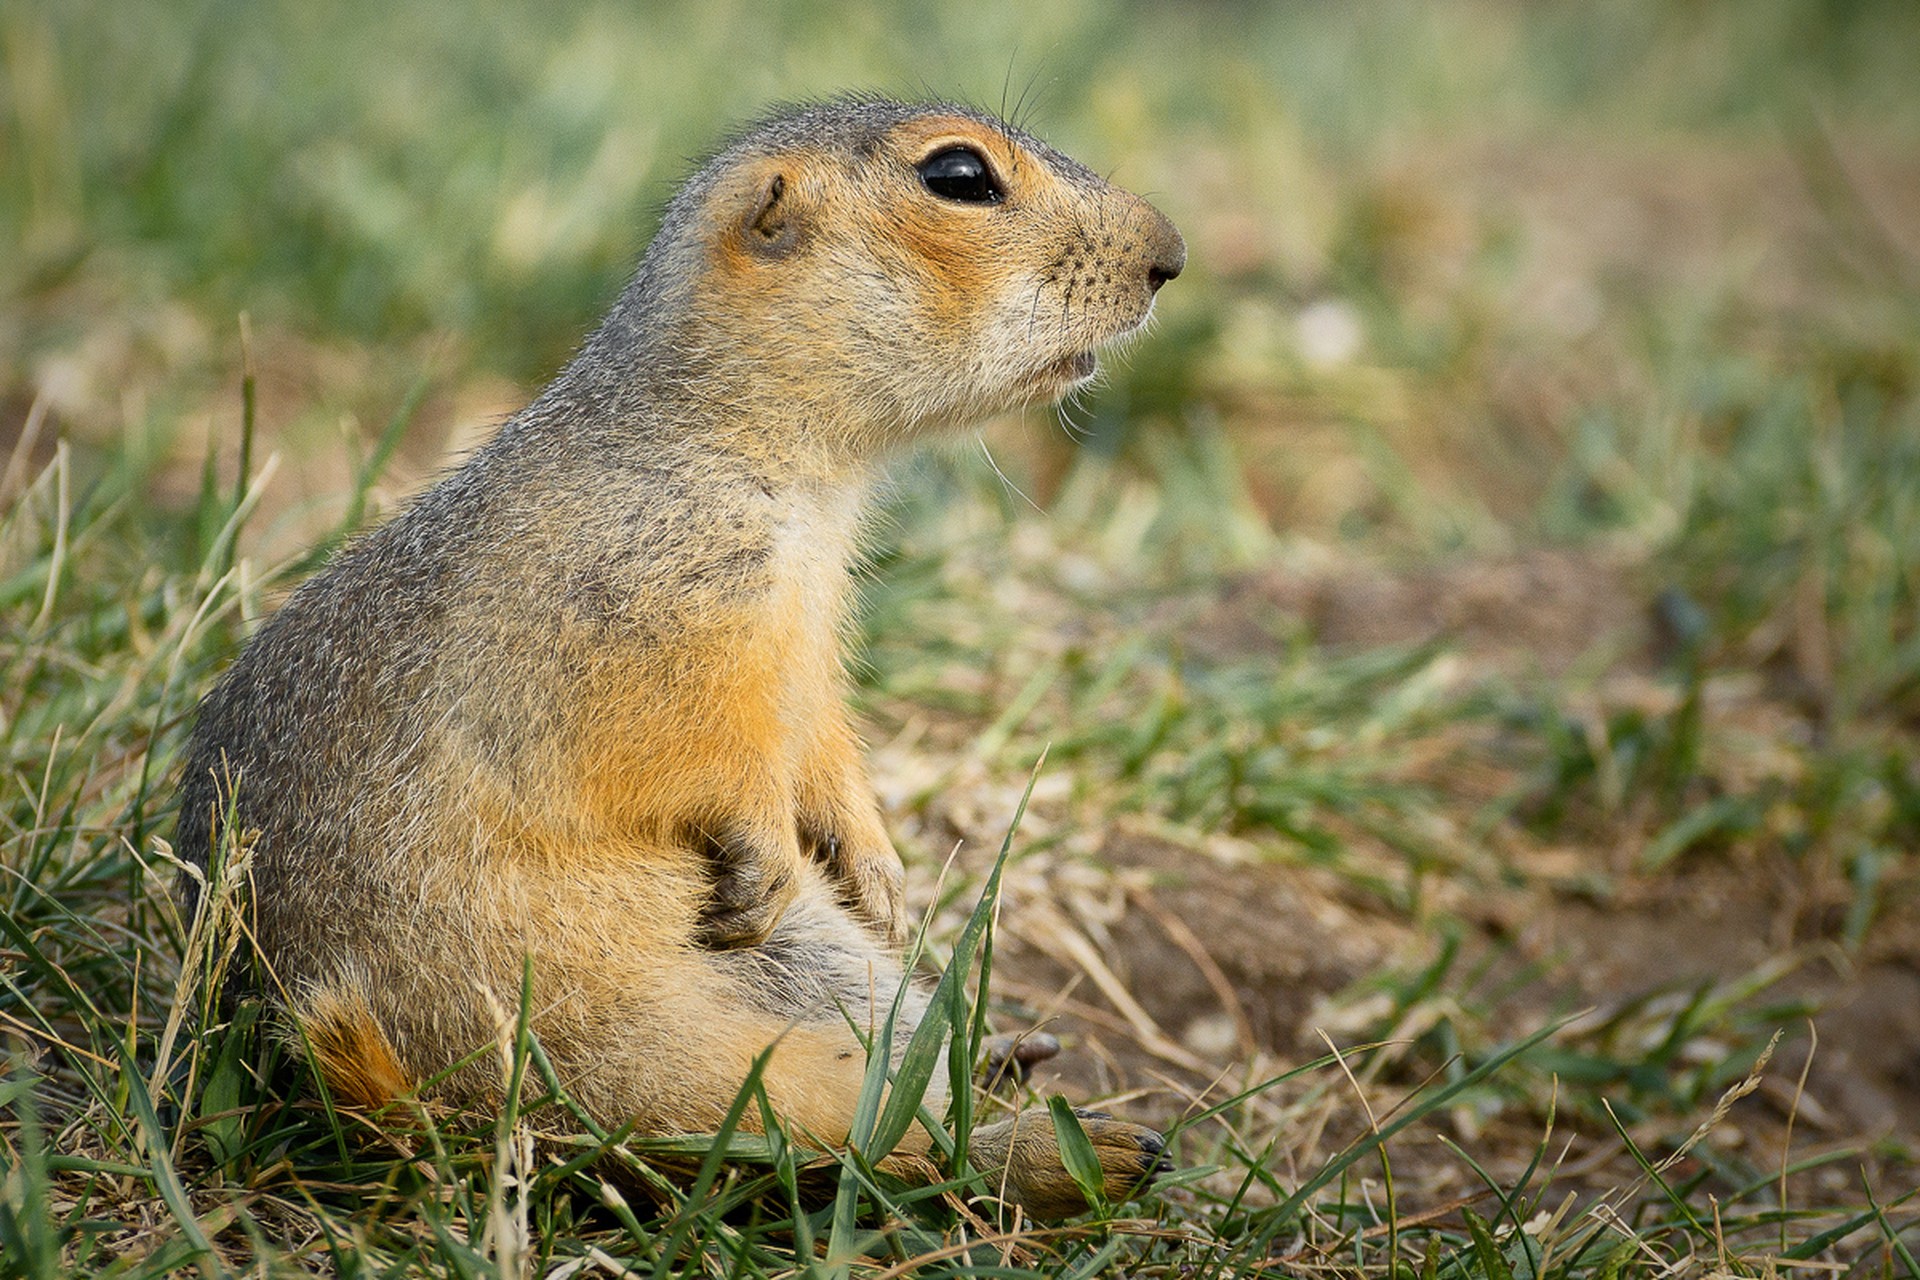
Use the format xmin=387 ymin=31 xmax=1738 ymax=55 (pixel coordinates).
xmin=638 ymin=480 xmax=863 ymax=691
xmin=720 ymin=486 xmax=864 ymax=755
xmin=673 ymin=485 xmax=861 ymax=773
xmin=761 ymin=488 xmax=859 ymax=627
xmin=566 ymin=483 xmax=863 ymax=824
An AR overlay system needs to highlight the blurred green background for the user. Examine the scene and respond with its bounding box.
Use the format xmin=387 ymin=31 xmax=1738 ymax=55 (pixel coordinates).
xmin=7 ymin=1 xmax=1916 ymax=417
xmin=18 ymin=0 xmax=1910 ymax=366
xmin=6 ymin=0 xmax=1919 ymax=760
xmin=10 ymin=0 xmax=1918 ymax=698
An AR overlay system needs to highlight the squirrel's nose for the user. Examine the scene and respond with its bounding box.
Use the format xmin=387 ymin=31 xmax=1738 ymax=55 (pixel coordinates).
xmin=1142 ymin=211 xmax=1186 ymax=293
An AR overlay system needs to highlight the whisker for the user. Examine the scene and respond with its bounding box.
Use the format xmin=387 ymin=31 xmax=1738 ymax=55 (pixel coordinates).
xmin=977 ymin=436 xmax=1042 ymax=513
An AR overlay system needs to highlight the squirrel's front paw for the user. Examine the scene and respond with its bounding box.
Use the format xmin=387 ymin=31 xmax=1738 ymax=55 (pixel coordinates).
xmin=695 ymin=823 xmax=803 ymax=948
xmin=806 ymin=826 xmax=907 ymax=947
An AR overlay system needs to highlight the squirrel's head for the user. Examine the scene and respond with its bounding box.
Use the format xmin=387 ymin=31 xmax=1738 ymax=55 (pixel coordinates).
xmin=606 ymin=96 xmax=1185 ymax=459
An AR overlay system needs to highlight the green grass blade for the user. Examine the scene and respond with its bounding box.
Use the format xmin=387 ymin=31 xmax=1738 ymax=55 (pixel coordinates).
xmin=649 ymin=1039 xmax=776 ymax=1280
xmin=1234 ymin=1016 xmax=1572 ymax=1267
xmin=868 ymin=756 xmax=1030 ymax=1159
xmin=1047 ymin=1097 xmax=1108 ymax=1215
xmin=116 ymin=1041 xmax=219 ymax=1278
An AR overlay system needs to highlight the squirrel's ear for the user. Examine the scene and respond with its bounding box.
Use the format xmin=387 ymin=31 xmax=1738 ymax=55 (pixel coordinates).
xmin=739 ymin=171 xmax=802 ymax=258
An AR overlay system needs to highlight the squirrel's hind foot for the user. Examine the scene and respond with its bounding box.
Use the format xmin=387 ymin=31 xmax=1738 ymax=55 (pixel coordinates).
xmin=968 ymin=1107 xmax=1167 ymax=1220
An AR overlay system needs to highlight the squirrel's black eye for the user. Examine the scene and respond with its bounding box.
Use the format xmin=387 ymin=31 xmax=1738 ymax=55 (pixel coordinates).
xmin=917 ymin=147 xmax=1003 ymax=204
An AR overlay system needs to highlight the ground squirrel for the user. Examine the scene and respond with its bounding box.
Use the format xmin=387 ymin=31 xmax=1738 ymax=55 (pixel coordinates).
xmin=176 ymin=95 xmax=1185 ymax=1218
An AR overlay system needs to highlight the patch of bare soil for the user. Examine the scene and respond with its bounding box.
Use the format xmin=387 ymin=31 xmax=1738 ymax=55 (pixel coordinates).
xmin=990 ymin=832 xmax=1385 ymax=1110
xmin=995 ymin=828 xmax=1423 ymax=1095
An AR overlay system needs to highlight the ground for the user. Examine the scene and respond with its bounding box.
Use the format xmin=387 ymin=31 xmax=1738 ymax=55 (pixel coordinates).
xmin=874 ymin=537 xmax=1920 ymax=1226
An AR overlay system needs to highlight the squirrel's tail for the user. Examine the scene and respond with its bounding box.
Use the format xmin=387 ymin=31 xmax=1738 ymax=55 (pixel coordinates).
xmin=292 ymin=979 xmax=416 ymax=1110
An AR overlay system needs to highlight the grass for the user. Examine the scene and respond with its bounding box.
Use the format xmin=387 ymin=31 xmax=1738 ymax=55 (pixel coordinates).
xmin=5 ymin=0 xmax=1920 ymax=1274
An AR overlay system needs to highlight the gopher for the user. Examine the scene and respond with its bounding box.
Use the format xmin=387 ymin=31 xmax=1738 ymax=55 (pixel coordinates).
xmin=177 ymin=94 xmax=1185 ymax=1218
